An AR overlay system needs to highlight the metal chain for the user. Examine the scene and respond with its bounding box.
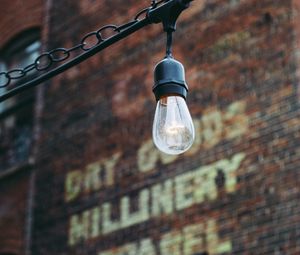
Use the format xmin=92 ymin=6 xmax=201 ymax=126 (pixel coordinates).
xmin=0 ymin=1 xmax=166 ymax=89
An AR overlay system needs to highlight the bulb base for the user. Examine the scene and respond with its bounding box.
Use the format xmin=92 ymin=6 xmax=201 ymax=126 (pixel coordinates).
xmin=153 ymin=57 xmax=188 ymax=101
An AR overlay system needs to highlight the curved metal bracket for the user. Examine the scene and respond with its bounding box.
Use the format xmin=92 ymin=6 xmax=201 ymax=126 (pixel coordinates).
xmin=0 ymin=0 xmax=193 ymax=103
xmin=147 ymin=0 xmax=192 ymax=32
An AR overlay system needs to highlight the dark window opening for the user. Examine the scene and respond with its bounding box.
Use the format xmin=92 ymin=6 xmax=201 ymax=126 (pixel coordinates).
xmin=0 ymin=28 xmax=41 ymax=172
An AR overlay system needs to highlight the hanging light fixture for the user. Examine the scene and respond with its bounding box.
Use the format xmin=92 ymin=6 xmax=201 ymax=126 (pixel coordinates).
xmin=0 ymin=0 xmax=195 ymax=155
xmin=150 ymin=1 xmax=195 ymax=155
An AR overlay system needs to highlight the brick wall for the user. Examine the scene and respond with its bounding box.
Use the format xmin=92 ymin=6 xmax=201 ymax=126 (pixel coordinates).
xmin=31 ymin=0 xmax=300 ymax=254
xmin=0 ymin=0 xmax=43 ymax=48
xmin=0 ymin=0 xmax=43 ymax=254
xmin=0 ymin=170 xmax=31 ymax=254
xmin=0 ymin=0 xmax=299 ymax=254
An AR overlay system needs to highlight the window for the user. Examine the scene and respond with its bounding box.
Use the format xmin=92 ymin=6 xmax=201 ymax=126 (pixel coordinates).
xmin=0 ymin=29 xmax=41 ymax=172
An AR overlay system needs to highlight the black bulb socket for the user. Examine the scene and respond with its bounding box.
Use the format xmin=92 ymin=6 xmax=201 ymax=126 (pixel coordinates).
xmin=153 ymin=56 xmax=188 ymax=101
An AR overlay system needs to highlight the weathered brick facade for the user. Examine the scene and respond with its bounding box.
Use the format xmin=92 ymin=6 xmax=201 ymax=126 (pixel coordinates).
xmin=0 ymin=0 xmax=300 ymax=254
xmin=0 ymin=0 xmax=43 ymax=48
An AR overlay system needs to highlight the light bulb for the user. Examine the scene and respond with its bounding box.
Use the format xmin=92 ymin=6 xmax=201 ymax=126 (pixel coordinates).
xmin=152 ymin=95 xmax=195 ymax=155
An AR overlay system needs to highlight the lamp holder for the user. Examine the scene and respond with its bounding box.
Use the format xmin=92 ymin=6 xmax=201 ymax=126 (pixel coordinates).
xmin=151 ymin=0 xmax=191 ymax=101
xmin=148 ymin=0 xmax=191 ymax=32
xmin=153 ymin=56 xmax=188 ymax=101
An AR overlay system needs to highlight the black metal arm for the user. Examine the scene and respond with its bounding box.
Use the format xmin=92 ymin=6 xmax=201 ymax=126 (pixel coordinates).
xmin=0 ymin=0 xmax=193 ymax=103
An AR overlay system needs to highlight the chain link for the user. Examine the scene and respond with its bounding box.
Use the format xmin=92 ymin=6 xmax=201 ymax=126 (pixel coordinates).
xmin=0 ymin=1 xmax=166 ymax=88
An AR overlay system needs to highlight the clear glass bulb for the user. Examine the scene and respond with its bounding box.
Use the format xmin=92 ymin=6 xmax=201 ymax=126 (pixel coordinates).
xmin=152 ymin=96 xmax=195 ymax=155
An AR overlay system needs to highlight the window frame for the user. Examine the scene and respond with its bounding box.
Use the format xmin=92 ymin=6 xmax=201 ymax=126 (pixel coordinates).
xmin=0 ymin=28 xmax=41 ymax=174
